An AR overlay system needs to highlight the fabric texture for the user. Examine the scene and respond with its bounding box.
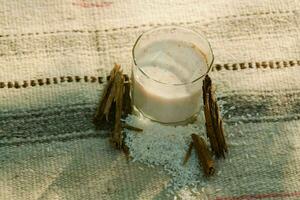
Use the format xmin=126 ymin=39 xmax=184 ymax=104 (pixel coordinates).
xmin=0 ymin=0 xmax=300 ymax=199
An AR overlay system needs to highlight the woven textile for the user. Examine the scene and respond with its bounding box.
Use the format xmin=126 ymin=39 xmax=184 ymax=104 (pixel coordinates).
xmin=0 ymin=0 xmax=300 ymax=199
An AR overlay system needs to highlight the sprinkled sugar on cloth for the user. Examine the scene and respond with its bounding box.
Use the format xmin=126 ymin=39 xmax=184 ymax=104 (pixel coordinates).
xmin=1 ymin=0 xmax=300 ymax=199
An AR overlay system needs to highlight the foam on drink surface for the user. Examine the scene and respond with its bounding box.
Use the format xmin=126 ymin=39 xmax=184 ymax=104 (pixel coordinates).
xmin=133 ymin=39 xmax=208 ymax=123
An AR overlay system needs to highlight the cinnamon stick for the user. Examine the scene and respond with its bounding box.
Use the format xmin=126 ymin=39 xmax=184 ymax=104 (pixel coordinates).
xmin=122 ymin=74 xmax=132 ymax=116
xmin=93 ymin=64 xmax=120 ymax=125
xmin=183 ymin=141 xmax=194 ymax=165
xmin=110 ymin=70 xmax=124 ymax=149
xmin=184 ymin=134 xmax=215 ymax=176
xmin=191 ymin=134 xmax=215 ymax=176
xmin=203 ymin=75 xmax=227 ymax=158
xmin=122 ymin=124 xmax=143 ymax=132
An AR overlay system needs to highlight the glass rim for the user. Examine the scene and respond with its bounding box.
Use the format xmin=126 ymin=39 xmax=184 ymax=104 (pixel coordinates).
xmin=132 ymin=26 xmax=214 ymax=86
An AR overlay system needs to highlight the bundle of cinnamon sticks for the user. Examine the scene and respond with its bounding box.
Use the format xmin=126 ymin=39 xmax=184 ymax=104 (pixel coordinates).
xmin=93 ymin=64 xmax=133 ymax=150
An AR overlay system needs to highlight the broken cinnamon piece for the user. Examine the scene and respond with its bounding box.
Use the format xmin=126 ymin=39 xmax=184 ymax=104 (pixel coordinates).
xmin=191 ymin=134 xmax=215 ymax=176
xmin=122 ymin=74 xmax=132 ymax=116
xmin=183 ymin=141 xmax=194 ymax=165
xmin=203 ymin=75 xmax=227 ymax=158
xmin=103 ymin=80 xmax=118 ymax=121
xmin=110 ymin=70 xmax=124 ymax=149
xmin=122 ymin=124 xmax=143 ymax=132
xmin=122 ymin=142 xmax=131 ymax=160
xmin=203 ymin=86 xmax=220 ymax=156
xmin=121 ymin=131 xmax=132 ymax=161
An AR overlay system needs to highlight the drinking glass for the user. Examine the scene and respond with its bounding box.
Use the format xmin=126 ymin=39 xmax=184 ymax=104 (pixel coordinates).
xmin=131 ymin=26 xmax=214 ymax=124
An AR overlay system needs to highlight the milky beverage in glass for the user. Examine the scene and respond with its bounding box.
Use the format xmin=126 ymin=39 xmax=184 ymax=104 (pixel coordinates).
xmin=132 ymin=27 xmax=213 ymax=124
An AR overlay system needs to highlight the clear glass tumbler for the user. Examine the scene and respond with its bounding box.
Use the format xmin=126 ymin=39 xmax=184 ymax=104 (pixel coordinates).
xmin=131 ymin=26 xmax=214 ymax=124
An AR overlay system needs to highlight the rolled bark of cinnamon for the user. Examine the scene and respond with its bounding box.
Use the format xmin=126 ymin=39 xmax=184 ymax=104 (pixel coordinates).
xmin=191 ymin=133 xmax=215 ymax=176
xmin=93 ymin=64 xmax=121 ymax=125
xmin=122 ymin=74 xmax=132 ymax=116
xmin=110 ymin=70 xmax=124 ymax=149
xmin=202 ymin=75 xmax=227 ymax=158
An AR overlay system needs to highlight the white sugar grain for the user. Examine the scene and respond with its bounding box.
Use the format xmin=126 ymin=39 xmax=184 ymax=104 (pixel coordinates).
xmin=238 ymin=130 xmax=244 ymax=136
xmin=250 ymin=154 xmax=257 ymax=159
xmin=229 ymin=106 xmax=236 ymax=110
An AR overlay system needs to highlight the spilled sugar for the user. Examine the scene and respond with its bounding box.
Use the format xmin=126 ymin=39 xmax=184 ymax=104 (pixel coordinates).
xmin=124 ymin=112 xmax=209 ymax=192
xmin=124 ymin=96 xmax=230 ymax=194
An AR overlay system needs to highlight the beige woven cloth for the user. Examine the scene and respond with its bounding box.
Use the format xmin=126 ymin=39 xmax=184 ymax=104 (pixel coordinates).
xmin=0 ymin=0 xmax=300 ymax=199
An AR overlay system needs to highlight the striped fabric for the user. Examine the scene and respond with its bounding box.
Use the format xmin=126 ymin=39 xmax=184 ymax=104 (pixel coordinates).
xmin=0 ymin=0 xmax=300 ymax=199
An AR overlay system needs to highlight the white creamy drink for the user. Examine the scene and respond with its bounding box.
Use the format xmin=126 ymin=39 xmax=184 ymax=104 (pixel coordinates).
xmin=132 ymin=39 xmax=209 ymax=123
